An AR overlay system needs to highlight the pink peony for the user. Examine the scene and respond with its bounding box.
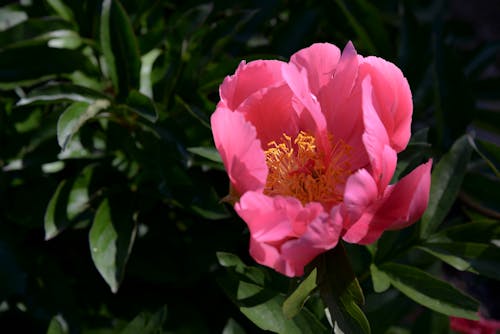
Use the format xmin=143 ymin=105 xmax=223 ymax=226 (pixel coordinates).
xmin=211 ymin=42 xmax=432 ymax=277
xmin=450 ymin=316 xmax=500 ymax=334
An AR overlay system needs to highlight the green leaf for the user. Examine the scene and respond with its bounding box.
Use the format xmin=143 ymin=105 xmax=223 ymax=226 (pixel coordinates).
xmin=100 ymin=0 xmax=141 ymax=97
xmin=89 ymin=198 xmax=136 ymax=293
xmin=187 ymin=146 xmax=222 ymax=163
xmin=124 ymin=89 xmax=158 ymax=122
xmin=216 ymin=252 xmax=328 ymax=334
xmin=222 ymin=318 xmax=246 ymax=334
xmin=427 ymin=221 xmax=500 ymax=243
xmin=17 ymin=83 xmax=109 ymax=106
xmin=419 ymin=242 xmax=500 ymax=280
xmin=283 ymin=269 xmax=317 ymax=319
xmin=44 ymin=165 xmax=94 ymax=240
xmin=379 ymin=263 xmax=479 ymax=319
xmin=316 ymin=244 xmax=371 ymax=334
xmin=468 ymin=137 xmax=500 ymax=178
xmin=0 ymin=45 xmax=98 ymax=88
xmin=369 ymin=264 xmax=390 ymax=293
xmin=420 ymin=135 xmax=473 ymax=237
xmin=57 ymin=100 xmax=110 ymax=150
xmin=120 ymin=305 xmax=167 ymax=334
xmin=0 ymin=17 xmax=73 ymax=49
xmin=46 ymin=0 xmax=76 ymax=23
xmin=46 ymin=315 xmax=68 ymax=334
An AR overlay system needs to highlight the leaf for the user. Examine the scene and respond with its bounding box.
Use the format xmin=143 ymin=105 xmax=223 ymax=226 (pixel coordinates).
xmin=124 ymin=89 xmax=158 ymax=122
xmin=316 ymin=244 xmax=371 ymax=334
xmin=44 ymin=165 xmax=93 ymax=240
xmin=46 ymin=315 xmax=69 ymax=334
xmin=0 ymin=45 xmax=98 ymax=88
xmin=379 ymin=263 xmax=479 ymax=319
xmin=222 ymin=318 xmax=246 ymax=334
xmin=187 ymin=146 xmax=222 ymax=163
xmin=46 ymin=0 xmax=76 ymax=23
xmin=369 ymin=264 xmax=390 ymax=293
xmin=100 ymin=0 xmax=141 ymax=97
xmin=427 ymin=221 xmax=500 ymax=243
xmin=0 ymin=17 xmax=73 ymax=49
xmin=283 ymin=269 xmax=317 ymax=319
xmin=469 ymin=137 xmax=500 ymax=178
xmin=89 ymin=198 xmax=136 ymax=293
xmin=57 ymin=100 xmax=110 ymax=150
xmin=17 ymin=83 xmax=109 ymax=106
xmin=120 ymin=305 xmax=167 ymax=334
xmin=420 ymin=135 xmax=473 ymax=238
xmin=419 ymin=242 xmax=500 ymax=280
xmin=216 ymin=252 xmax=328 ymax=334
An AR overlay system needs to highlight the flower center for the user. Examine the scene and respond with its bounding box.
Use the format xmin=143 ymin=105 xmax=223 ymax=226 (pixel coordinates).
xmin=264 ymin=131 xmax=351 ymax=207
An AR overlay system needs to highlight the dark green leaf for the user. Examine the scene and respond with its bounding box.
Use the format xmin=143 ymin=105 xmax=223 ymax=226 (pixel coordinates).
xmin=120 ymin=305 xmax=167 ymax=334
xmin=468 ymin=137 xmax=500 ymax=178
xmin=46 ymin=0 xmax=76 ymax=23
xmin=427 ymin=221 xmax=500 ymax=243
xmin=100 ymin=0 xmax=141 ymax=97
xmin=0 ymin=45 xmax=98 ymax=88
xmin=124 ymin=89 xmax=158 ymax=122
xmin=420 ymin=135 xmax=473 ymax=237
xmin=17 ymin=83 xmax=109 ymax=106
xmin=57 ymin=100 xmax=110 ymax=150
xmin=222 ymin=318 xmax=246 ymax=334
xmin=44 ymin=166 xmax=93 ymax=240
xmin=283 ymin=269 xmax=317 ymax=319
xmin=419 ymin=242 xmax=500 ymax=280
xmin=316 ymin=244 xmax=371 ymax=334
xmin=379 ymin=263 xmax=479 ymax=319
xmin=89 ymin=198 xmax=136 ymax=293
xmin=0 ymin=17 xmax=73 ymax=49
xmin=217 ymin=252 xmax=328 ymax=334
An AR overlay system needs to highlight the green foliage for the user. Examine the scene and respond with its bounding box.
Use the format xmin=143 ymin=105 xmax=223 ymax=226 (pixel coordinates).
xmin=0 ymin=0 xmax=499 ymax=333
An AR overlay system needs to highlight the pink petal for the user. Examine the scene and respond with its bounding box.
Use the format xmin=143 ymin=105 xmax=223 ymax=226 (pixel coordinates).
xmin=211 ymin=107 xmax=267 ymax=195
xmin=341 ymin=168 xmax=378 ymax=229
xmin=359 ymin=57 xmax=413 ymax=152
xmin=235 ymin=192 xmax=337 ymax=277
xmin=281 ymin=62 xmax=327 ymax=135
xmin=219 ymin=60 xmax=284 ymax=110
xmin=290 ymin=43 xmax=341 ymax=95
xmin=380 ymin=160 xmax=432 ymax=231
xmin=239 ymin=84 xmax=299 ymax=147
xmin=361 ymin=75 xmax=397 ymax=190
xmin=342 ymin=160 xmax=432 ymax=244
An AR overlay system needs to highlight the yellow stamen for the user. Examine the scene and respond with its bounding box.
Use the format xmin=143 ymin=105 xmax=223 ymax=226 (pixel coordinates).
xmin=264 ymin=131 xmax=351 ymax=207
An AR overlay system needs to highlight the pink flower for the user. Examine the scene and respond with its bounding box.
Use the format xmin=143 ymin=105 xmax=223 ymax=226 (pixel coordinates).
xmin=450 ymin=316 xmax=500 ymax=334
xmin=211 ymin=42 xmax=432 ymax=277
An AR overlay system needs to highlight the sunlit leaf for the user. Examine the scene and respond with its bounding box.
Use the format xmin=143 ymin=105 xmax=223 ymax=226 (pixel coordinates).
xmin=57 ymin=100 xmax=110 ymax=150
xmin=89 ymin=198 xmax=136 ymax=293
xmin=420 ymin=135 xmax=473 ymax=237
xmin=46 ymin=315 xmax=68 ymax=334
xmin=369 ymin=264 xmax=390 ymax=293
xmin=216 ymin=252 xmax=328 ymax=334
xmin=380 ymin=263 xmax=479 ymax=319
xmin=17 ymin=83 xmax=109 ymax=106
xmin=283 ymin=269 xmax=317 ymax=319
xmin=316 ymin=245 xmax=370 ymax=334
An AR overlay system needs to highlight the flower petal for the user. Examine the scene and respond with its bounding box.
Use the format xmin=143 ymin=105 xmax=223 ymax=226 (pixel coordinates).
xmin=290 ymin=42 xmax=341 ymax=95
xmin=359 ymin=56 xmax=413 ymax=152
xmin=281 ymin=62 xmax=327 ymax=135
xmin=211 ymin=107 xmax=267 ymax=195
xmin=239 ymin=84 xmax=299 ymax=147
xmin=219 ymin=60 xmax=284 ymax=110
xmin=235 ymin=192 xmax=338 ymax=277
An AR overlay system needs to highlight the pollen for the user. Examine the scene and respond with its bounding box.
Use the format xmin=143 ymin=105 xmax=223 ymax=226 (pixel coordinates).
xmin=264 ymin=131 xmax=351 ymax=207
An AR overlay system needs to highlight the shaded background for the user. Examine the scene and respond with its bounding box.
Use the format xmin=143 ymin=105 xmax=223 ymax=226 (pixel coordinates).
xmin=0 ymin=0 xmax=499 ymax=333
